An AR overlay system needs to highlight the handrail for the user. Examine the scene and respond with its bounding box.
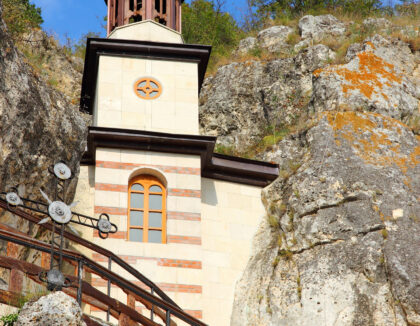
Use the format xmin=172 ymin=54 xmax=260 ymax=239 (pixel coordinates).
xmin=0 ymin=199 xmax=176 ymax=307
xmin=0 ymin=251 xmax=159 ymax=326
xmin=0 ymin=200 xmax=207 ymax=326
xmin=0 ymin=227 xmax=206 ymax=326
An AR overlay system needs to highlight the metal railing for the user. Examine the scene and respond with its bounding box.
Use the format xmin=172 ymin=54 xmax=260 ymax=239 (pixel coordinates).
xmin=0 ymin=199 xmax=206 ymax=326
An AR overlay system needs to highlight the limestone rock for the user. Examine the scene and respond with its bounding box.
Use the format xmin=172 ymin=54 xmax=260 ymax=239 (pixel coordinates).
xmin=200 ymin=45 xmax=333 ymax=149
xmin=16 ymin=291 xmax=86 ymax=326
xmin=232 ymin=112 xmax=420 ymax=325
xmin=298 ymin=15 xmax=346 ymax=41
xmin=363 ymin=17 xmax=392 ymax=30
xmin=257 ymin=25 xmax=293 ymax=53
xmin=22 ymin=29 xmax=83 ymax=103
xmin=0 ymin=0 xmax=88 ymax=259
xmin=311 ymin=38 xmax=420 ymax=123
xmin=345 ymin=34 xmax=418 ymax=75
xmin=0 ymin=0 xmax=88 ymax=207
xmin=235 ymin=36 xmax=257 ymax=55
xmin=235 ymin=26 xmax=293 ymax=55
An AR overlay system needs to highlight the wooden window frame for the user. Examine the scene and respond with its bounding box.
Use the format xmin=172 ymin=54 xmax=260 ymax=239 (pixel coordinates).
xmin=128 ymin=175 xmax=167 ymax=244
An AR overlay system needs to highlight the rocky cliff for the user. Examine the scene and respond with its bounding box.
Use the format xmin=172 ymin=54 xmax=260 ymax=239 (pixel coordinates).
xmin=200 ymin=15 xmax=420 ymax=326
xmin=0 ymin=0 xmax=88 ymax=264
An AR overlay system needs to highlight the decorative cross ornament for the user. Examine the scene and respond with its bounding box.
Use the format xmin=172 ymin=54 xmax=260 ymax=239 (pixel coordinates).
xmin=134 ymin=77 xmax=162 ymax=100
xmin=1 ymin=161 xmax=118 ymax=291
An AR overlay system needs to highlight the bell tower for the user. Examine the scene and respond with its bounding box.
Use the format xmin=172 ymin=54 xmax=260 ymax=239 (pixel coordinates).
xmin=106 ymin=0 xmax=183 ymax=35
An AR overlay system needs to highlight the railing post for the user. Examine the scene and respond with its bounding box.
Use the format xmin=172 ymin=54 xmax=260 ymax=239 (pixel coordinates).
xmin=150 ymin=288 xmax=154 ymax=321
xmin=166 ymin=310 xmax=171 ymax=326
xmin=77 ymin=260 xmax=84 ymax=306
xmin=107 ymin=257 xmax=112 ymax=322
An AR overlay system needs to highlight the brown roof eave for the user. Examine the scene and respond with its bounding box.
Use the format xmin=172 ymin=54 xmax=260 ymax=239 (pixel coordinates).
xmin=82 ymin=127 xmax=279 ymax=187
xmin=80 ymin=38 xmax=211 ymax=115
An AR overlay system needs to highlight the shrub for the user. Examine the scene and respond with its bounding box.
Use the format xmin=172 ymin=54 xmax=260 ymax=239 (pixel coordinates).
xmin=2 ymin=0 xmax=43 ymax=39
xmin=182 ymin=0 xmax=242 ymax=70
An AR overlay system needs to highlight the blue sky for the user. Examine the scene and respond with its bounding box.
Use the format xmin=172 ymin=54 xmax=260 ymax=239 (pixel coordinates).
xmin=31 ymin=0 xmax=248 ymax=45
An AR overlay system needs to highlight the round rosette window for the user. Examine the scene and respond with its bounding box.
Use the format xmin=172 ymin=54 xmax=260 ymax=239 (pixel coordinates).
xmin=134 ymin=77 xmax=162 ymax=100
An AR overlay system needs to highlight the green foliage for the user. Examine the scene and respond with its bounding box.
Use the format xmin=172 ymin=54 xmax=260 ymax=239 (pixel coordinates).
xmin=214 ymin=143 xmax=237 ymax=156
xmin=2 ymin=0 xmax=43 ymax=38
xmin=0 ymin=312 xmax=19 ymax=326
xmin=249 ymin=0 xmax=383 ymax=21
xmin=262 ymin=125 xmax=290 ymax=147
xmin=182 ymin=0 xmax=242 ymax=69
xmin=71 ymin=31 xmax=102 ymax=59
xmin=396 ymin=0 xmax=420 ymax=17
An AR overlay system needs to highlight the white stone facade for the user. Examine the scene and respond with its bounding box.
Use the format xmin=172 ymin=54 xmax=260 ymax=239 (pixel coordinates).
xmin=75 ymin=151 xmax=265 ymax=325
xmin=75 ymin=20 xmax=273 ymax=325
xmin=94 ymin=56 xmax=199 ymax=135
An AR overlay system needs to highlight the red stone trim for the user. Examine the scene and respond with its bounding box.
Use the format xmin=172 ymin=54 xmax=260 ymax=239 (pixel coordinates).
xmin=95 ymin=183 xmax=127 ymax=192
xmin=185 ymin=310 xmax=203 ymax=319
xmin=93 ymin=231 xmax=202 ymax=246
xmin=159 ymin=283 xmax=202 ymax=294
xmin=92 ymin=253 xmax=202 ymax=269
xmin=96 ymin=161 xmax=200 ymax=175
xmin=92 ymin=278 xmax=202 ymax=293
xmin=157 ymin=258 xmax=202 ymax=269
xmin=94 ymin=206 xmax=126 ymax=215
xmin=95 ymin=206 xmax=201 ymax=221
xmin=167 ymin=235 xmax=201 ymax=245
xmin=93 ymin=230 xmax=126 ymax=239
xmin=167 ymin=212 xmax=201 ymax=221
xmin=168 ymin=189 xmax=201 ymax=198
xmin=95 ymin=183 xmax=201 ymax=198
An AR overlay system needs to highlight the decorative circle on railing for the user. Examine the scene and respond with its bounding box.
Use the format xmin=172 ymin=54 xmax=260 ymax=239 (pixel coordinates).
xmin=6 ymin=192 xmax=21 ymax=206
xmin=98 ymin=218 xmax=112 ymax=233
xmin=53 ymin=162 xmax=72 ymax=180
xmin=134 ymin=77 xmax=162 ymax=100
xmin=48 ymin=201 xmax=72 ymax=224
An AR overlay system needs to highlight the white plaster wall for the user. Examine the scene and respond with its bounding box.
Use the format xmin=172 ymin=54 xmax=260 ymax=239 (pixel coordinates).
xmin=109 ymin=20 xmax=183 ymax=43
xmin=201 ymin=178 xmax=266 ymax=326
xmin=94 ymin=55 xmax=199 ymax=135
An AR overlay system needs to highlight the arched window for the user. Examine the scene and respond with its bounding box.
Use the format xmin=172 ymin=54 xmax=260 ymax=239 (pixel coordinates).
xmin=128 ymin=175 xmax=166 ymax=243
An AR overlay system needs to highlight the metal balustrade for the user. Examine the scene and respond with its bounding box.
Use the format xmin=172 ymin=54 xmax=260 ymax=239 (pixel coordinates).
xmin=0 ymin=199 xmax=206 ymax=326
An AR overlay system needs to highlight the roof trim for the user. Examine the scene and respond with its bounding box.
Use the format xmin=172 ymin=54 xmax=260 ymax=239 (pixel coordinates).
xmin=82 ymin=127 xmax=279 ymax=187
xmin=80 ymin=38 xmax=211 ymax=114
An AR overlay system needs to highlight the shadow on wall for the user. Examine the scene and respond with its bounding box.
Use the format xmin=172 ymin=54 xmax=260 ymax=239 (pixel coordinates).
xmin=202 ymin=179 xmax=218 ymax=206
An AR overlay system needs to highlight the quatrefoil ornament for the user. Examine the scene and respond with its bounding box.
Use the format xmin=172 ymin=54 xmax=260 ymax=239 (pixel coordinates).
xmin=134 ymin=77 xmax=162 ymax=100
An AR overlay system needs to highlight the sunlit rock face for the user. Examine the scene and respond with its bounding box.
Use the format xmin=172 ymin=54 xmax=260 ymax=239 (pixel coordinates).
xmin=311 ymin=36 xmax=420 ymax=123
xmin=231 ymin=111 xmax=420 ymax=326
xmin=0 ymin=0 xmax=88 ymax=271
xmin=198 ymin=13 xmax=420 ymax=326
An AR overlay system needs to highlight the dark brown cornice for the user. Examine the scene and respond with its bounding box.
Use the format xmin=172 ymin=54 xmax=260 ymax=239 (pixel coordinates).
xmin=82 ymin=127 xmax=279 ymax=187
xmin=80 ymin=38 xmax=211 ymax=114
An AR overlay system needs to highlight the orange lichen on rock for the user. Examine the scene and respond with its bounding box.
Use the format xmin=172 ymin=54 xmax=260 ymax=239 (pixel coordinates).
xmin=325 ymin=112 xmax=419 ymax=174
xmin=314 ymin=51 xmax=403 ymax=100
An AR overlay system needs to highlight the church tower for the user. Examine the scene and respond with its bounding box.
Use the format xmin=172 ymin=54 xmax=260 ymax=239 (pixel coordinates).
xmin=80 ymin=0 xmax=210 ymax=136
xmin=106 ymin=0 xmax=183 ymax=35
xmin=76 ymin=1 xmax=278 ymax=324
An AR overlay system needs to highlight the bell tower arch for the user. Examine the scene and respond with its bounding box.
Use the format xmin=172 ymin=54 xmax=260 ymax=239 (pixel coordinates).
xmin=106 ymin=0 xmax=183 ymax=35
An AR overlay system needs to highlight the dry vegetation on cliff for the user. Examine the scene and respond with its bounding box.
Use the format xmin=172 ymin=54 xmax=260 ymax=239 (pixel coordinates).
xmin=201 ymin=8 xmax=420 ymax=159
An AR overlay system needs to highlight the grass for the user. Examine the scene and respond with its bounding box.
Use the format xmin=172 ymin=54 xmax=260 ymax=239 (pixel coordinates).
xmin=267 ymin=214 xmax=279 ymax=229
xmin=279 ymin=249 xmax=294 ymax=260
xmin=0 ymin=313 xmax=19 ymax=326
xmin=207 ymin=4 xmax=420 ymax=76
